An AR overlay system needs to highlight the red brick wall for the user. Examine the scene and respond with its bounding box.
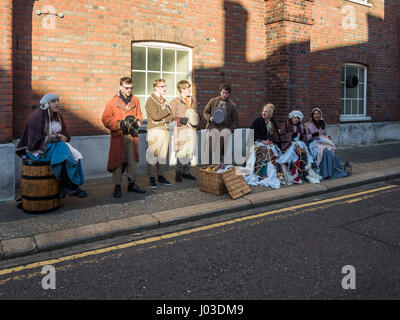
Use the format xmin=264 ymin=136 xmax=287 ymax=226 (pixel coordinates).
xmin=7 ymin=0 xmax=400 ymax=139
xmin=0 ymin=0 xmax=13 ymax=143
xmin=308 ymin=0 xmax=400 ymax=124
xmin=265 ymin=0 xmax=400 ymax=124
xmin=12 ymin=0 xmax=267 ymax=138
xmin=265 ymin=0 xmax=314 ymax=123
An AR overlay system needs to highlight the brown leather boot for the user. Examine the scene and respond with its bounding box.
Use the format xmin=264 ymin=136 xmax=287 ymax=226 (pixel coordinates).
xmin=175 ymin=172 xmax=182 ymax=182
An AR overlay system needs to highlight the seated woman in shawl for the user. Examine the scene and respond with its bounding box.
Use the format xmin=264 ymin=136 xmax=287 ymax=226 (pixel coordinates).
xmin=277 ymin=110 xmax=319 ymax=184
xmin=249 ymin=103 xmax=282 ymax=178
xmin=305 ymin=108 xmax=347 ymax=179
xmin=239 ymin=103 xmax=282 ymax=188
xmin=16 ymin=93 xmax=87 ymax=198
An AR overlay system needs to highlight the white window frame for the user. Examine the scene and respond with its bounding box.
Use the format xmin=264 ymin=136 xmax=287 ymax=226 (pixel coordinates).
xmin=131 ymin=42 xmax=192 ymax=120
xmin=345 ymin=0 xmax=372 ymax=7
xmin=340 ymin=63 xmax=371 ymax=122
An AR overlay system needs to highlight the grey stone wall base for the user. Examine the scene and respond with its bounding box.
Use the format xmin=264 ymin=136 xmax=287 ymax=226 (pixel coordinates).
xmin=0 ymin=144 xmax=15 ymax=201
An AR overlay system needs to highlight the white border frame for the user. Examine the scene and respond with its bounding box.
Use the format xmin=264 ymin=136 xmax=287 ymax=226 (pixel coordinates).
xmin=345 ymin=0 xmax=372 ymax=8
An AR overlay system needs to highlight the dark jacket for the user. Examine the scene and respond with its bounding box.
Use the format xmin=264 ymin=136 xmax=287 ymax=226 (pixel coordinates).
xmin=250 ymin=116 xmax=281 ymax=148
xmin=203 ymin=96 xmax=239 ymax=131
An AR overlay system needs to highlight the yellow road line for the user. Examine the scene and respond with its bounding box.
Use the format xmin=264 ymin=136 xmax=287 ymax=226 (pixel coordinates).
xmin=0 ymin=184 xmax=397 ymax=278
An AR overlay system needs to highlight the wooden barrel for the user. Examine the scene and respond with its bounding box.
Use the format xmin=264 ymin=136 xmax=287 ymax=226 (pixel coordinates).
xmin=21 ymin=159 xmax=60 ymax=214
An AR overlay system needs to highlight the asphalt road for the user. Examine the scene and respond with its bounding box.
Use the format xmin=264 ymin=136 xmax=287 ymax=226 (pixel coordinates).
xmin=0 ymin=180 xmax=399 ymax=303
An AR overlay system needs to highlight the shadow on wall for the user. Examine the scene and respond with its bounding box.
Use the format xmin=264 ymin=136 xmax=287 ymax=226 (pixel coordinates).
xmin=12 ymin=0 xmax=400 ymax=139
xmin=12 ymin=0 xmax=102 ymax=140
xmin=194 ymin=0 xmax=399 ymax=127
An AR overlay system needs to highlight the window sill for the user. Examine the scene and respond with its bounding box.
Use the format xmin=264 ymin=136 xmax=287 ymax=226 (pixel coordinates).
xmin=340 ymin=115 xmax=372 ymax=122
xmin=345 ymin=0 xmax=372 ymax=8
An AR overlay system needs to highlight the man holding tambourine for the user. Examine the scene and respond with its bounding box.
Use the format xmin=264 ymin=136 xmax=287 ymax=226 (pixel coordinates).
xmin=203 ymin=84 xmax=240 ymax=164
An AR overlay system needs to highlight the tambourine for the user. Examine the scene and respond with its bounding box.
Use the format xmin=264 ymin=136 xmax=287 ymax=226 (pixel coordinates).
xmin=186 ymin=109 xmax=199 ymax=127
xmin=212 ymin=106 xmax=226 ymax=124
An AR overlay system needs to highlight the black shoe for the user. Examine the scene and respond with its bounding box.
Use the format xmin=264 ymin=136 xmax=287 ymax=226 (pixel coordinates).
xmin=182 ymin=173 xmax=196 ymax=180
xmin=76 ymin=188 xmax=88 ymax=198
xmin=128 ymin=182 xmax=146 ymax=193
xmin=149 ymin=177 xmax=157 ymax=189
xmin=158 ymin=176 xmax=172 ymax=186
xmin=59 ymin=187 xmax=77 ymax=199
xmin=113 ymin=184 xmax=122 ymax=198
xmin=59 ymin=188 xmax=66 ymax=199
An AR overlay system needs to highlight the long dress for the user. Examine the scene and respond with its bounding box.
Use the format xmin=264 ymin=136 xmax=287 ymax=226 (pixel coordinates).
xmin=305 ymin=120 xmax=347 ymax=179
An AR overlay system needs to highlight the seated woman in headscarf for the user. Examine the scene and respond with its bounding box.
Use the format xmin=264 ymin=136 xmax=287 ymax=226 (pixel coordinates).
xmin=305 ymin=108 xmax=347 ymax=179
xmin=16 ymin=93 xmax=88 ymax=198
xmin=277 ymin=110 xmax=319 ymax=184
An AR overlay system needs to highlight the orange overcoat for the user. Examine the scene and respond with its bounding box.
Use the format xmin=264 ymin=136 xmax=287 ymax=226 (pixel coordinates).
xmin=102 ymin=94 xmax=143 ymax=172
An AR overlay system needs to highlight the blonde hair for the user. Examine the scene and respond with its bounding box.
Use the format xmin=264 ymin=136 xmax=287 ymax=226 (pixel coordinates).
xmin=153 ymin=78 xmax=165 ymax=88
xmin=262 ymin=103 xmax=275 ymax=116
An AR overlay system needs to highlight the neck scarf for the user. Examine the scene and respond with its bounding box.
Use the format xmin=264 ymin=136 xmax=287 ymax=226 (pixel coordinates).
xmin=119 ymin=91 xmax=132 ymax=106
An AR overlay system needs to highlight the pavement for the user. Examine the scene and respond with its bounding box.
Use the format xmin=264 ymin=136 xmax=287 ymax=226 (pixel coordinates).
xmin=0 ymin=142 xmax=399 ymax=261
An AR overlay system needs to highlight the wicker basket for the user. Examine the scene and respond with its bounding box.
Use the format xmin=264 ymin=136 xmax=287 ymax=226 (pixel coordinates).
xmin=222 ymin=167 xmax=252 ymax=200
xmin=199 ymin=166 xmax=227 ymax=195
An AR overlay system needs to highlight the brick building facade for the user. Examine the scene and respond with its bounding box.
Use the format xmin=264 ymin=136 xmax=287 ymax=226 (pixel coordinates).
xmin=1 ymin=0 xmax=398 ymax=143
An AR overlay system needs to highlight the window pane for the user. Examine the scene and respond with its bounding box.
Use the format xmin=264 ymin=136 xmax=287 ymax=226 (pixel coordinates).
xmin=340 ymin=100 xmax=345 ymax=114
xmin=132 ymin=71 xmax=146 ymax=96
xmin=132 ymin=46 xmax=146 ymax=70
xmin=346 ymin=86 xmax=358 ymax=99
xmin=177 ymin=51 xmax=189 ymax=73
xmin=345 ymin=100 xmax=352 ymax=115
xmin=163 ymin=49 xmax=175 ymax=72
xmin=176 ymin=73 xmax=189 ymax=84
xmin=358 ymin=84 xmax=364 ymax=99
xmin=342 ymin=67 xmax=345 ymax=82
xmin=148 ymin=47 xmax=161 ymax=71
xmin=162 ymin=73 xmax=175 ymax=96
xmin=358 ymin=100 xmax=364 ymax=115
xmin=147 ymin=72 xmax=161 ymax=95
xmin=137 ymin=96 xmax=147 ymax=120
xmin=351 ymin=100 xmax=358 ymax=114
xmin=346 ymin=66 xmax=358 ymax=78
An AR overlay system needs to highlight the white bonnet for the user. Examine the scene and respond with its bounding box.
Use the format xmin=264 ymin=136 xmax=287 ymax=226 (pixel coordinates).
xmin=288 ymin=110 xmax=304 ymax=121
xmin=40 ymin=93 xmax=59 ymax=110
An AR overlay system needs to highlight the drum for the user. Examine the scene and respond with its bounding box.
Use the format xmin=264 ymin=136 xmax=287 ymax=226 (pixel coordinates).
xmin=186 ymin=109 xmax=199 ymax=127
xmin=21 ymin=159 xmax=60 ymax=214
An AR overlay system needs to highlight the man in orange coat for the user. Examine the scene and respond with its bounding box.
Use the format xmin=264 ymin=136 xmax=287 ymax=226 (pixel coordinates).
xmin=102 ymin=77 xmax=145 ymax=197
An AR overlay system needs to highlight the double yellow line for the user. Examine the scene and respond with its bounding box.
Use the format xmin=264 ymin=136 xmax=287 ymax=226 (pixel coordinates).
xmin=0 ymin=184 xmax=397 ymax=278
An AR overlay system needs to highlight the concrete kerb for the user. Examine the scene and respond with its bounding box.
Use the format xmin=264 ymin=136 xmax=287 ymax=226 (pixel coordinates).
xmin=1 ymin=166 xmax=400 ymax=261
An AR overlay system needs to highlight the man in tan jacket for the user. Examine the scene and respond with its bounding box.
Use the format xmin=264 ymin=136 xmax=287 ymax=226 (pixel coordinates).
xmin=203 ymin=84 xmax=239 ymax=164
xmin=145 ymin=78 xmax=174 ymax=189
xmin=170 ymin=80 xmax=198 ymax=182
